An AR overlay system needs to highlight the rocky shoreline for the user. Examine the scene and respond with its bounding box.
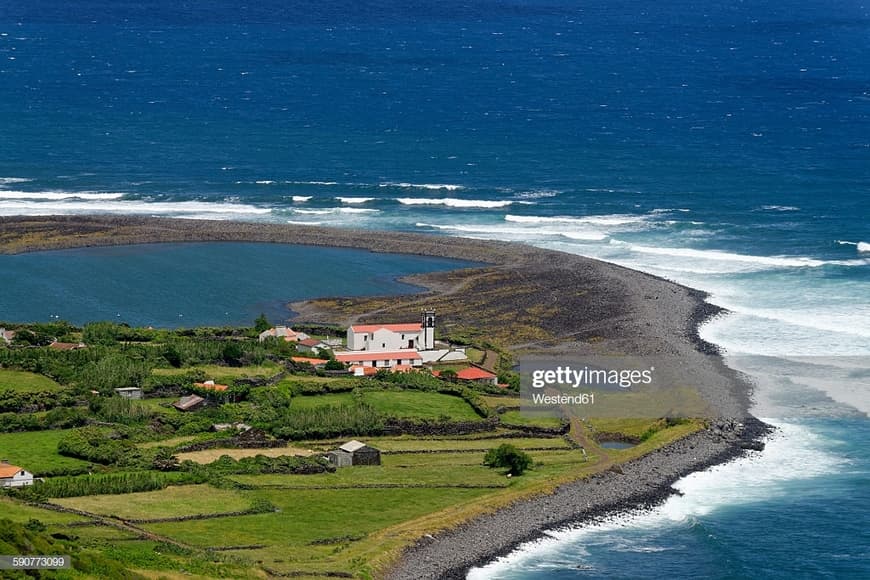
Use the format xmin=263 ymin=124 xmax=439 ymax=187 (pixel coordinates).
xmin=388 ymin=417 xmax=770 ymax=580
xmin=0 ymin=216 xmax=765 ymax=579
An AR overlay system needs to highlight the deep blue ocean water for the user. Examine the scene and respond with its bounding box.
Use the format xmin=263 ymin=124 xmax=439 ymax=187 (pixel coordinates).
xmin=1 ymin=1 xmax=868 ymax=577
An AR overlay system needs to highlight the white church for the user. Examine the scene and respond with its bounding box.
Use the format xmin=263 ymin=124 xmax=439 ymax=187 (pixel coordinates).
xmin=335 ymin=310 xmax=466 ymax=369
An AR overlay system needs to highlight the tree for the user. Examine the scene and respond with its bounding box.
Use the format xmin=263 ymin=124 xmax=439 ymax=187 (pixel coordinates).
xmin=324 ymin=359 xmax=345 ymax=371
xmin=221 ymin=342 xmax=243 ymax=367
xmin=483 ymin=443 xmax=532 ymax=476
xmin=254 ymin=313 xmax=271 ymax=333
xmin=162 ymin=343 xmax=183 ymax=368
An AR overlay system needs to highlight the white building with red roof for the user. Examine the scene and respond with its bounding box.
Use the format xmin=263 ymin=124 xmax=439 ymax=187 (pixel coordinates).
xmin=337 ymin=310 xmax=436 ymax=370
xmin=258 ymin=326 xmax=310 ymax=343
xmin=345 ymin=309 xmax=436 ymax=353
xmin=0 ymin=460 xmax=34 ymax=488
xmin=346 ymin=322 xmax=422 ymax=352
xmin=455 ymin=366 xmax=499 ymax=386
xmin=335 ymin=350 xmax=423 ymax=369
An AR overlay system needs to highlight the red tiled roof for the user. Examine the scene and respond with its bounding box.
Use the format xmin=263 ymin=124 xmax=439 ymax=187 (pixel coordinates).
xmin=194 ymin=382 xmax=228 ymax=392
xmin=292 ymin=356 xmax=329 ymax=365
xmin=350 ymin=365 xmax=380 ymax=376
xmin=391 ymin=364 xmax=415 ymax=373
xmin=49 ymin=342 xmax=85 ymax=351
xmin=335 ymin=350 xmax=422 ymax=362
xmin=349 ymin=323 xmax=422 ymax=333
xmin=456 ymin=367 xmax=497 ymax=380
xmin=0 ymin=464 xmax=25 ymax=478
xmin=297 ymin=338 xmax=322 ymax=347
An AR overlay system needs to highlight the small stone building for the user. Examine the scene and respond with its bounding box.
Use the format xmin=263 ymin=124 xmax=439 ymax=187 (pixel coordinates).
xmin=173 ymin=394 xmax=205 ymax=412
xmin=114 ymin=387 xmax=143 ymax=400
xmin=327 ymin=440 xmax=381 ymax=467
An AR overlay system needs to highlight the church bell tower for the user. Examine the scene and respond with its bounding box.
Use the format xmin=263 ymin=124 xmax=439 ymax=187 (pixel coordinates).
xmin=422 ymin=309 xmax=435 ymax=350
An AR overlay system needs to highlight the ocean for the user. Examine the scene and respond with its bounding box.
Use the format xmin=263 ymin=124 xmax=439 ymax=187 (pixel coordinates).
xmin=1 ymin=0 xmax=868 ymax=577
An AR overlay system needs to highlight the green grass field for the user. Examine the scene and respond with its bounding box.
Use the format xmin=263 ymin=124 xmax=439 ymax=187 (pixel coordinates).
xmin=229 ymin=464 xmax=509 ymax=489
xmin=0 ymin=497 xmax=88 ymax=525
xmin=144 ymin=487 xmax=492 ymax=572
xmin=54 ymin=484 xmax=251 ymax=519
xmin=0 ymin=429 xmax=91 ymax=474
xmin=0 ymin=368 xmax=61 ymax=392
xmin=292 ymin=390 xmax=482 ymax=422
xmin=499 ymin=410 xmax=565 ymax=429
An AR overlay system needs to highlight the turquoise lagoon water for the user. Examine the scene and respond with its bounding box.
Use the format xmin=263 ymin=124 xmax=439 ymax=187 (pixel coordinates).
xmin=0 ymin=243 xmax=469 ymax=328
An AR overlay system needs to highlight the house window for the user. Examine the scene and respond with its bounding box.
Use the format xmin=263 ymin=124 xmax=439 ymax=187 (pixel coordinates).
xmin=382 ymin=343 xmax=386 ymax=348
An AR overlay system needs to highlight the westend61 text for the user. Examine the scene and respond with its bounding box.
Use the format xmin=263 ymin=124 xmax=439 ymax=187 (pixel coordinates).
xmin=530 ymin=392 xmax=595 ymax=405
xmin=530 ymin=365 xmax=654 ymax=389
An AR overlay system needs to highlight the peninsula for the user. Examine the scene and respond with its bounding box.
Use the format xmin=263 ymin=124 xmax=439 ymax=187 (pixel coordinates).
xmin=0 ymin=215 xmax=767 ymax=579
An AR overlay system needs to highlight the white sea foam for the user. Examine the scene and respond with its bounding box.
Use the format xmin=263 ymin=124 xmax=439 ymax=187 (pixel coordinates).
xmin=624 ymin=244 xmax=869 ymax=269
xmin=835 ymin=240 xmax=870 ymax=252
xmin=255 ymin=180 xmax=275 ymax=185
xmin=758 ymin=205 xmax=800 ymax=211
xmin=286 ymin=219 xmax=323 ymax=226
xmin=292 ymin=207 xmax=379 ymax=215
xmin=505 ymin=214 xmax=648 ymax=227
xmin=469 ymin=420 xmax=846 ymax=579
xmin=415 ymin=222 xmax=608 ymax=241
xmin=338 ymin=207 xmax=378 ymax=214
xmin=286 ymin=180 xmax=339 ymax=186
xmin=381 ymin=182 xmax=464 ymax=191
xmin=0 ymin=199 xmax=272 ymax=217
xmin=0 ymin=190 xmax=126 ymax=200
xmin=513 ymin=189 xmax=561 ymax=199
xmin=0 ymin=177 xmax=33 ymax=185
xmin=397 ymin=197 xmax=513 ymax=208
xmin=336 ymin=197 xmax=375 ymax=204
xmin=290 ymin=195 xmax=312 ymax=202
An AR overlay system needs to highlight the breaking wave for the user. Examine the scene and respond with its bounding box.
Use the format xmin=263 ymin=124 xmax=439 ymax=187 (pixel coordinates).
xmin=0 ymin=199 xmax=272 ymax=217
xmin=505 ymin=214 xmax=649 ymax=226
xmin=0 ymin=190 xmax=126 ymax=200
xmin=381 ymin=182 xmax=464 ymax=191
xmin=336 ymin=197 xmax=376 ymax=204
xmin=397 ymin=197 xmax=513 ymax=208
xmin=415 ymin=222 xmax=608 ymax=241
xmin=621 ymin=244 xmax=870 ymax=269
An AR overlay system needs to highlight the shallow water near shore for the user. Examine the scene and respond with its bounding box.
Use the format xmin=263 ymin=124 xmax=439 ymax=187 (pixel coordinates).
xmin=0 ymin=242 xmax=469 ymax=327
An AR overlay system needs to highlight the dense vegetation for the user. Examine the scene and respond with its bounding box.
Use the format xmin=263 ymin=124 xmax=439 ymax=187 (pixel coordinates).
xmin=0 ymin=319 xmax=695 ymax=579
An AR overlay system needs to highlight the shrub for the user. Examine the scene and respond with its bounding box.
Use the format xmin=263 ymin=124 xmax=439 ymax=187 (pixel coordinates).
xmin=483 ymin=443 xmax=532 ymax=476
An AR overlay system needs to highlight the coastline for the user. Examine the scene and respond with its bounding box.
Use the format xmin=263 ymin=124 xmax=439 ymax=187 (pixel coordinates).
xmin=0 ymin=215 xmax=767 ymax=579
xmin=389 ymin=415 xmax=769 ymax=580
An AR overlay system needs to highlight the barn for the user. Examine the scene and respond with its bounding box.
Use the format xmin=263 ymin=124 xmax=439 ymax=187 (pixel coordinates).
xmin=327 ymin=440 xmax=381 ymax=467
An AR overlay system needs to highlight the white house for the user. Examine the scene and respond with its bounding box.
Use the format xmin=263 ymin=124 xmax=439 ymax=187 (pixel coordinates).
xmin=0 ymin=460 xmax=34 ymax=488
xmin=258 ymin=326 xmax=310 ymax=343
xmin=345 ymin=310 xmax=436 ymax=352
xmin=296 ymin=338 xmax=331 ymax=354
xmin=0 ymin=328 xmax=17 ymax=344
